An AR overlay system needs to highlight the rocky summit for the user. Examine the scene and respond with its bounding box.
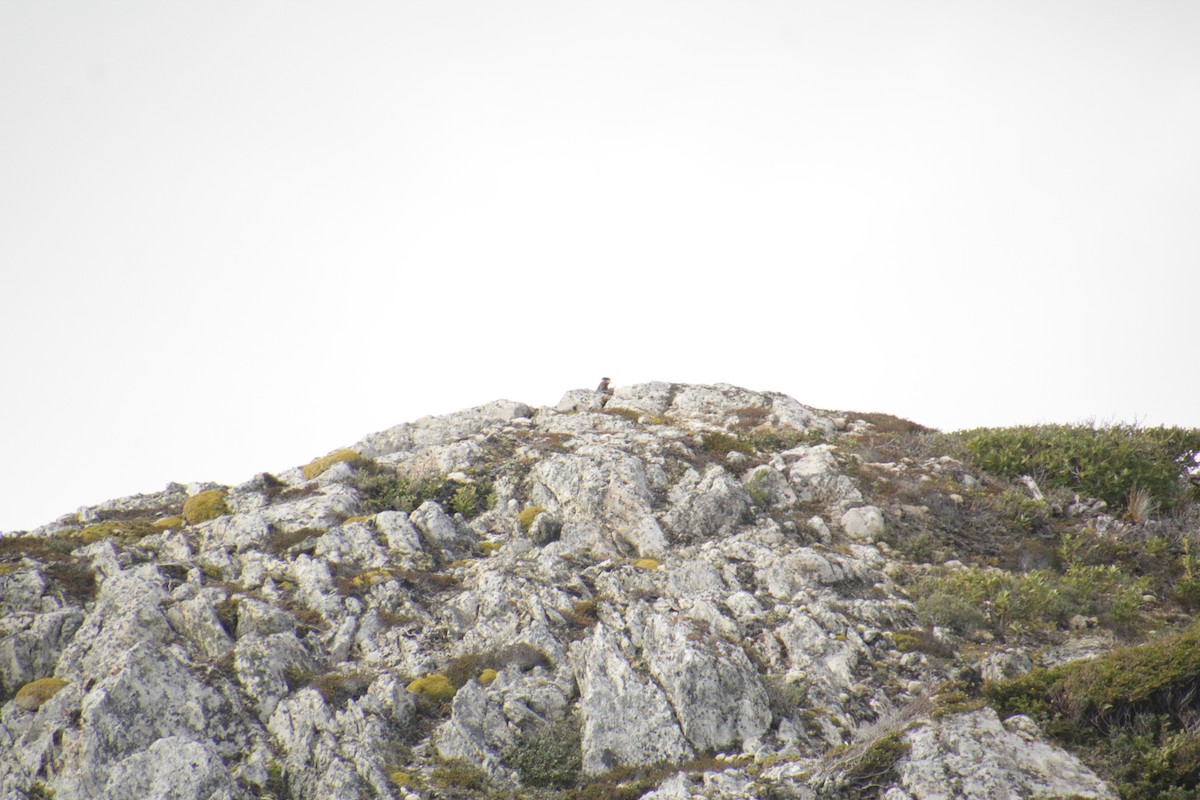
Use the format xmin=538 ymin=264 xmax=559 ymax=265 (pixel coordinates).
xmin=4 ymin=382 xmax=1200 ymax=800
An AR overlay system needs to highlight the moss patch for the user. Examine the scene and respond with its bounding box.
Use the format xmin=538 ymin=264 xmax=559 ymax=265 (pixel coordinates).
xmin=302 ymin=449 xmax=364 ymax=481
xmin=182 ymin=490 xmax=229 ymax=525
xmin=14 ymin=677 xmax=68 ymax=711
xmin=517 ymin=506 xmax=546 ymax=532
xmin=406 ymin=673 xmax=457 ymax=703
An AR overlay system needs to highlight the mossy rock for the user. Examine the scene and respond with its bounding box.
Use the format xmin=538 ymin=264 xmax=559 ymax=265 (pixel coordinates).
xmin=152 ymin=515 xmax=185 ymax=530
xmin=389 ymin=771 xmax=413 ymax=788
xmin=14 ymin=677 xmax=68 ymax=711
xmin=517 ymin=506 xmax=546 ymax=532
xmin=182 ymin=490 xmax=230 ymax=525
xmin=480 ymin=541 xmax=502 ymax=555
xmin=478 ymin=668 xmax=498 ymax=685
xmin=78 ymin=518 xmax=158 ymax=543
xmin=406 ymin=673 xmax=457 ymax=702
xmin=634 ymin=558 xmax=660 ymax=570
xmin=303 ymin=449 xmax=363 ymax=480
xmin=342 ymin=515 xmax=371 ymax=525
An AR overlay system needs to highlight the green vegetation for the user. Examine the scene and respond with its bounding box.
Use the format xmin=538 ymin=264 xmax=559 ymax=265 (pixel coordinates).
xmin=962 ymin=424 xmax=1200 ymax=512
xmin=353 ymin=463 xmax=492 ymax=518
xmin=505 ymin=715 xmax=583 ymax=788
xmin=182 ymin=490 xmax=230 ymax=525
xmin=986 ymin=625 xmax=1200 ymax=798
xmin=915 ymin=562 xmax=1148 ymax=637
xmin=701 ymin=432 xmax=754 ymax=458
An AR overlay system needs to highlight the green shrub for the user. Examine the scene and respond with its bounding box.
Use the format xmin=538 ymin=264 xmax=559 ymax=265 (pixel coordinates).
xmin=985 ymin=627 xmax=1200 ymax=799
xmin=353 ymin=466 xmax=490 ymax=518
xmin=506 ymin=714 xmax=583 ymax=788
xmin=916 ymin=563 xmax=1148 ymax=637
xmin=915 ymin=591 xmax=987 ymax=635
xmin=962 ymin=424 xmax=1200 ymax=512
xmin=701 ymin=432 xmax=754 ymax=457
xmin=182 ymin=490 xmax=229 ymax=525
xmin=450 ymin=484 xmax=477 ymax=515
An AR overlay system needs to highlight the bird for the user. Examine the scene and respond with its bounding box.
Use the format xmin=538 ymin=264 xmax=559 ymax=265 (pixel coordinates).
xmin=596 ymin=377 xmax=611 ymax=393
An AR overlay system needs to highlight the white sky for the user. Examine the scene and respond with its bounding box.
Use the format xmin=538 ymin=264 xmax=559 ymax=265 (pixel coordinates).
xmin=2 ymin=1 xmax=1199 ymax=532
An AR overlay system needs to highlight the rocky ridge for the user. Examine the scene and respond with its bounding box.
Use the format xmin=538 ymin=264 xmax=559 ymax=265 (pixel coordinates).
xmin=0 ymin=381 xmax=1167 ymax=799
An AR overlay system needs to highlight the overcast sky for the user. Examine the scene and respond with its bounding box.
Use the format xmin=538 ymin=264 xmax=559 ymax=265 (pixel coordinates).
xmin=2 ymin=1 xmax=1198 ymax=532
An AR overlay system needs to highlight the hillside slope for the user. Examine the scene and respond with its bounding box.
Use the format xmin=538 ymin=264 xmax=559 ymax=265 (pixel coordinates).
xmin=2 ymin=382 xmax=1199 ymax=800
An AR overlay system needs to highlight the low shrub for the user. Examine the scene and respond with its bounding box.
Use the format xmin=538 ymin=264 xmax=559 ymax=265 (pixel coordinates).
xmin=182 ymin=490 xmax=229 ymax=525
xmin=505 ymin=714 xmax=583 ymax=788
xmin=962 ymin=424 xmax=1200 ymax=512
xmin=353 ymin=465 xmax=491 ymax=518
xmin=701 ymin=432 xmax=754 ymax=458
xmin=892 ymin=628 xmax=956 ymax=659
xmin=915 ymin=562 xmax=1148 ymax=637
xmin=985 ymin=626 xmax=1200 ymax=798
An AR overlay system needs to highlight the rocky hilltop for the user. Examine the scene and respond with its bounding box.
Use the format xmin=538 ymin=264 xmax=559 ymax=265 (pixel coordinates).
xmin=3 ymin=382 xmax=1200 ymax=800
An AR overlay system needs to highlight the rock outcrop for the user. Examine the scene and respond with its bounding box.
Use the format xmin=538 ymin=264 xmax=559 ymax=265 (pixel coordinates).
xmin=0 ymin=382 xmax=1142 ymax=799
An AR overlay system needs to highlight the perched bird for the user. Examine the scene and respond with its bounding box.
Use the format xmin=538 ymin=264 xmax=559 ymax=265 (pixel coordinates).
xmin=596 ymin=377 xmax=611 ymax=393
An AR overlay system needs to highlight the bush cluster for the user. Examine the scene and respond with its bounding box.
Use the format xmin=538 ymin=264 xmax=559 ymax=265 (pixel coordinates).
xmin=505 ymin=715 xmax=583 ymax=788
xmin=916 ymin=562 xmax=1148 ymax=637
xmin=962 ymin=424 xmax=1200 ymax=512
xmin=985 ymin=625 xmax=1200 ymax=798
xmin=353 ymin=463 xmax=492 ymax=518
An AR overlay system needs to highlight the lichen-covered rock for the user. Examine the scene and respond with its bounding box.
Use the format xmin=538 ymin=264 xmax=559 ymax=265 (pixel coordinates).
xmin=101 ymin=736 xmax=237 ymax=800
xmin=897 ymin=708 xmax=1116 ymax=799
xmin=663 ymin=466 xmax=751 ymax=544
xmin=409 ymin=501 xmax=477 ymax=561
xmin=571 ymin=620 xmax=694 ymax=774
xmin=0 ymin=610 xmax=82 ymax=699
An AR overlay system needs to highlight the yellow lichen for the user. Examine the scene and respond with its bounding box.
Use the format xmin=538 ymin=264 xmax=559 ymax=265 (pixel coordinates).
xmin=478 ymin=668 xmax=498 ymax=685
xmin=14 ymin=678 xmax=67 ymax=712
xmin=303 ymin=449 xmax=363 ymax=481
xmin=480 ymin=541 xmax=502 ymax=555
xmin=406 ymin=673 xmax=457 ymax=702
xmin=634 ymin=558 xmax=661 ymax=570
xmin=182 ymin=490 xmax=230 ymax=525
xmin=389 ymin=771 xmax=413 ymax=788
